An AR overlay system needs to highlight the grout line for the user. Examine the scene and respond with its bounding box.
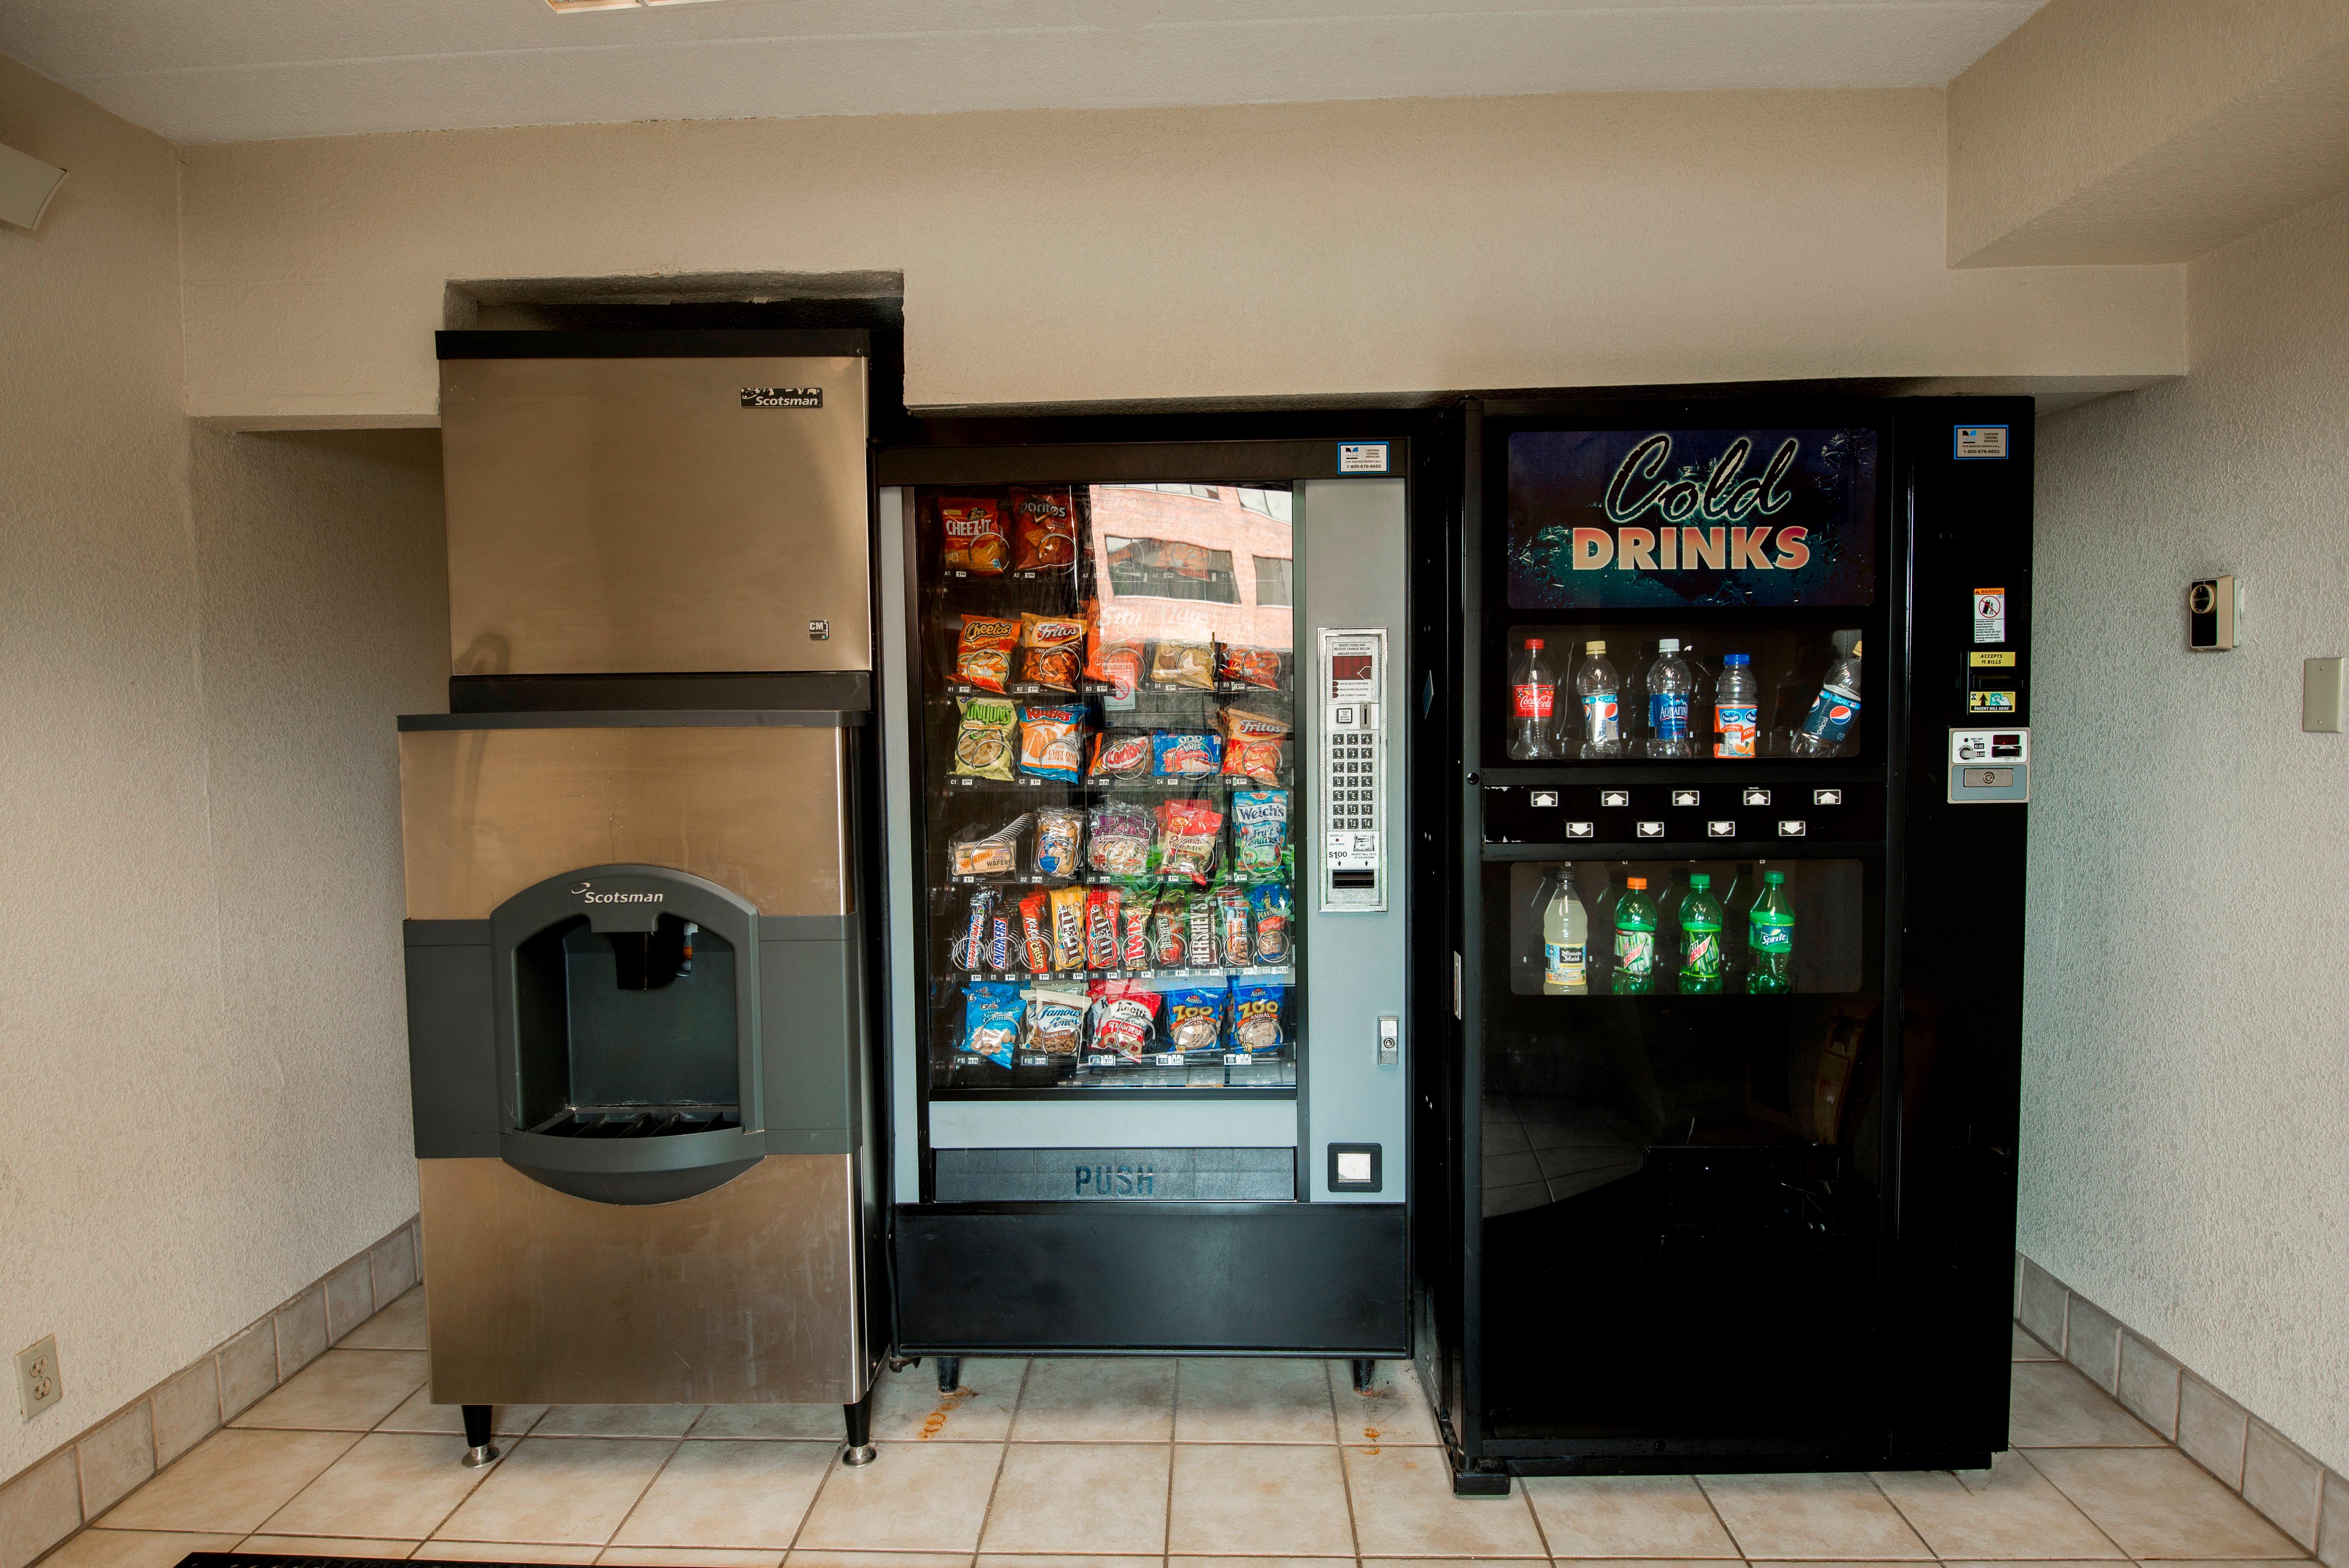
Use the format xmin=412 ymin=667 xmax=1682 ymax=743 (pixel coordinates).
xmin=1329 ymin=1359 xmax=1366 ymax=1564
xmin=598 ymin=1433 xmax=690 ymax=1552
xmin=1692 ymin=1471 xmax=1749 ymax=1561
xmin=968 ymin=1357 xmax=1033 ymax=1564
xmin=1164 ymin=1359 xmax=1180 ymax=1563
xmin=1859 ymin=1469 xmax=1942 ymax=1561
xmin=2007 ymin=1446 xmax=2135 ymax=1563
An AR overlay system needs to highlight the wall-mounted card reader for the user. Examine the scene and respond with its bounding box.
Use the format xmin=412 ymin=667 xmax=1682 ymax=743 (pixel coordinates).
xmin=1948 ymin=728 xmax=2029 ymax=803
xmin=1321 ymin=628 xmax=1388 ymax=912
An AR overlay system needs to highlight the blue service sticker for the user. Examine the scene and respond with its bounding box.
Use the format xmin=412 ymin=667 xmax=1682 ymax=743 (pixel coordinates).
xmin=1338 ymin=441 xmax=1390 ymax=474
xmin=1954 ymin=424 xmax=2009 ymax=460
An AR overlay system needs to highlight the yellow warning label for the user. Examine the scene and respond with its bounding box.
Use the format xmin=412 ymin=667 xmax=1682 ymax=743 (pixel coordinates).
xmin=1969 ymin=690 xmax=2017 ymax=712
xmin=1969 ymin=651 xmax=2017 ymax=667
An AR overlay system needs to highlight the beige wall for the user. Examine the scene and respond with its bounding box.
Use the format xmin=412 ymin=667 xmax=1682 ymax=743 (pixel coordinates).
xmin=176 ymin=87 xmax=2185 ymax=427
xmin=0 ymin=53 xmax=447 ymax=1489
xmin=2025 ymin=183 xmax=2349 ymax=1475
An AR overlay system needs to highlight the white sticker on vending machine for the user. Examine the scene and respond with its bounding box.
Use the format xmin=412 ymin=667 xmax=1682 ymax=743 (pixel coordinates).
xmin=1973 ymin=587 xmax=2006 ymax=644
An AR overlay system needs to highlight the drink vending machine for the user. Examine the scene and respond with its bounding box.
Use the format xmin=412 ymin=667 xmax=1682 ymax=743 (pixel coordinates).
xmin=871 ymin=435 xmax=1426 ymax=1363
xmin=1417 ymin=397 xmax=2033 ymax=1489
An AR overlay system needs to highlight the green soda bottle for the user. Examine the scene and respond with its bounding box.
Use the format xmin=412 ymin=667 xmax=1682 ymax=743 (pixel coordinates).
xmin=1678 ymin=873 xmax=1727 ymax=993
xmin=1747 ymin=871 xmax=1794 ymax=993
xmin=1611 ymin=875 xmax=1658 ymax=994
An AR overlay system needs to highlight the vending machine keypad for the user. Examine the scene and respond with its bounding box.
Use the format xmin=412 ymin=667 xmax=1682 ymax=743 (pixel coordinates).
xmin=1321 ymin=628 xmax=1388 ymax=912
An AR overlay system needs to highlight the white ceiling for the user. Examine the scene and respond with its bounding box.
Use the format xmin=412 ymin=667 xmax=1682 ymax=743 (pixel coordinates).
xmin=0 ymin=0 xmax=2047 ymax=145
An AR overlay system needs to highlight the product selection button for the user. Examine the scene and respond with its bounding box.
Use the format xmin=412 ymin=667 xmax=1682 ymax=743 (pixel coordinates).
xmin=1530 ymin=790 xmax=1559 ymax=808
xmin=1636 ymin=820 xmax=1665 ymax=839
xmin=1778 ymin=820 xmax=1808 ymax=837
xmin=1707 ymin=820 xmax=1737 ymax=838
xmin=1601 ymin=790 xmax=1631 ymax=808
xmin=1743 ymin=787 xmax=1772 ymax=806
xmin=1813 ymin=788 xmax=1843 ymax=806
xmin=1565 ymin=821 xmax=1595 ymax=839
xmin=1672 ymin=789 xmax=1700 ymax=807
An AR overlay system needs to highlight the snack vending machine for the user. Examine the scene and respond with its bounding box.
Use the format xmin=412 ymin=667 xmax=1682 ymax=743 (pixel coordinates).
xmin=873 ymin=437 xmax=1420 ymax=1358
xmin=1421 ymin=397 xmax=2033 ymax=1489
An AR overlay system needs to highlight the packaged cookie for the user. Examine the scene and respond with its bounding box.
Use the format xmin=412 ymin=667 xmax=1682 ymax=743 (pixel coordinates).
xmin=1163 ymin=979 xmax=1230 ymax=1055
xmin=1086 ymin=802 xmax=1152 ymax=878
xmin=1228 ymin=979 xmax=1289 ymax=1055
xmin=1021 ymin=986 xmax=1088 ymax=1055
xmin=938 ymin=494 xmax=1010 ymax=575
xmin=1086 ymin=980 xmax=1161 ymax=1062
xmin=1019 ymin=612 xmax=1085 ymax=691
xmin=955 ymin=615 xmax=1020 ymax=693
xmin=1009 ymin=487 xmax=1078 ymax=571
xmin=948 ymin=810 xmax=1029 ymax=874
xmin=961 ymin=981 xmax=1024 ymax=1068
xmin=1033 ymin=806 xmax=1084 ymax=879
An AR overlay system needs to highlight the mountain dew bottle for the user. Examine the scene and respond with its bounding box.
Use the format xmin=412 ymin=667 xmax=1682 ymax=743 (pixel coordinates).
xmin=1611 ymin=876 xmax=1657 ymax=994
xmin=1678 ymin=873 xmax=1727 ymax=993
xmin=1747 ymin=871 xmax=1794 ymax=993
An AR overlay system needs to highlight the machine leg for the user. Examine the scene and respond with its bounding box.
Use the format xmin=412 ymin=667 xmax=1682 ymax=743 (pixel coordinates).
xmin=1350 ymin=1358 xmax=1376 ymax=1393
xmin=936 ymin=1355 xmax=962 ymax=1394
xmin=841 ymin=1391 xmax=876 ymax=1466
xmin=459 ymin=1405 xmax=499 ymax=1468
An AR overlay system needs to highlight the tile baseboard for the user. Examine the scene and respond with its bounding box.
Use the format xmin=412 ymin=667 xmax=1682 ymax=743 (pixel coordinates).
xmin=2017 ymin=1251 xmax=2347 ymax=1568
xmin=0 ymin=1216 xmax=422 ymax=1568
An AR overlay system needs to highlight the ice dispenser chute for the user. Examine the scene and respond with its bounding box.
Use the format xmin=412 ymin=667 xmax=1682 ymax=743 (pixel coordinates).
xmin=494 ymin=864 xmax=761 ymax=1206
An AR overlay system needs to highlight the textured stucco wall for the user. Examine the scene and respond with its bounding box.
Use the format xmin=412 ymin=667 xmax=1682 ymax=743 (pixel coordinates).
xmin=0 ymin=52 xmax=447 ymax=1485
xmin=2024 ymin=183 xmax=2349 ymax=1475
xmin=175 ymin=86 xmax=2185 ymax=425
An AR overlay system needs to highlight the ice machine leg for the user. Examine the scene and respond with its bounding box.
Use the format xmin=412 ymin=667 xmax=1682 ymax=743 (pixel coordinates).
xmin=935 ymin=1355 xmax=961 ymax=1395
xmin=1350 ymin=1359 xmax=1376 ymax=1393
xmin=460 ymin=1404 xmax=499 ymax=1468
xmin=842 ymin=1392 xmax=876 ymax=1466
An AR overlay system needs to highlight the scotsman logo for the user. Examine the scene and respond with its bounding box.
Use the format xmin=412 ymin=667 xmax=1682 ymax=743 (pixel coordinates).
xmin=570 ymin=882 xmax=664 ymax=904
xmin=740 ymin=386 xmax=822 ymax=409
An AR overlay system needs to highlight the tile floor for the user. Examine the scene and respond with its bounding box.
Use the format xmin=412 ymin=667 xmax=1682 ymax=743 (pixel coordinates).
xmin=42 ymin=1301 xmax=2311 ymax=1568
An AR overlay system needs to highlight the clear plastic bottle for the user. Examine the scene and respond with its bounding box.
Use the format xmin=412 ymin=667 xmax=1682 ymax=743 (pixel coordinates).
xmin=1611 ymin=875 xmax=1658 ymax=994
xmin=1508 ymin=636 xmax=1560 ymax=760
xmin=1747 ymin=871 xmax=1794 ymax=993
xmin=1575 ymin=640 xmax=1623 ymax=758
xmin=1677 ymin=872 xmax=1727 ymax=993
xmin=1644 ymin=638 xmax=1694 ymax=758
xmin=1790 ymin=639 xmax=1863 ymax=756
xmin=1541 ymin=867 xmax=1589 ymax=995
xmin=1713 ymin=652 xmax=1758 ymax=758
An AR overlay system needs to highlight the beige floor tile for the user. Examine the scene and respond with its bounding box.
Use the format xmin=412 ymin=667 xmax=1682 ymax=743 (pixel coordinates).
xmin=340 ymin=1287 xmax=427 ymax=1351
xmin=231 ymin=1349 xmax=429 ymax=1432
xmin=1175 ymin=1360 xmax=1338 ymax=1444
xmin=988 ymin=1557 xmax=1163 ymax=1568
xmin=1012 ymin=1359 xmax=1175 ymax=1443
xmin=611 ymin=1440 xmax=834 ymax=1550
xmin=1698 ymin=1473 xmax=1932 ymax=1560
xmin=2026 ymin=1447 xmax=2304 ymax=1560
xmin=786 ymin=1554 xmax=974 ymax=1568
xmin=690 ymin=1405 xmax=852 ymax=1441
xmin=794 ymin=1441 xmax=1004 ymax=1553
xmin=1944 ymin=1562 xmax=2143 ymax=1568
xmin=2010 ymin=1363 xmax=2161 ymax=1448
xmin=1871 ymin=1453 xmax=2123 ymax=1559
xmin=1168 ymin=1443 xmax=1351 ymax=1557
xmin=1523 ymin=1473 xmax=1741 ymax=1557
xmin=260 ymin=1431 xmax=493 ymax=1540
xmin=1177 ymin=1558 xmax=1353 ymax=1568
xmin=2015 ymin=1325 xmax=2061 ymax=1361
xmin=426 ymin=1541 xmax=605 ymax=1562
xmin=533 ymin=1406 xmax=707 ymax=1438
xmin=602 ymin=1550 xmax=787 ymax=1567
xmin=32 ymin=1531 xmax=241 ymax=1568
xmin=240 ymin=1536 xmax=421 ymax=1558
xmin=377 ymin=1390 xmax=547 ymax=1436
xmin=875 ymin=1360 xmax=1025 ymax=1443
xmin=1341 ymin=1443 xmax=1546 ymax=1558
xmin=434 ymin=1436 xmax=676 ymax=1546
xmin=983 ymin=1442 xmax=1171 ymax=1555
xmin=95 ymin=1428 xmax=362 ymax=1535
xmin=1330 ymin=1361 xmax=1441 ymax=1448
xmin=1506 ymin=1560 xmax=1739 ymax=1568
xmin=2132 ymin=1560 xmax=2313 ymax=1567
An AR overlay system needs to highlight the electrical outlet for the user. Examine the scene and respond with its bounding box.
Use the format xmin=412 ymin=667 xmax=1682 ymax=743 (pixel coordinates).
xmin=16 ymin=1336 xmax=61 ymax=1419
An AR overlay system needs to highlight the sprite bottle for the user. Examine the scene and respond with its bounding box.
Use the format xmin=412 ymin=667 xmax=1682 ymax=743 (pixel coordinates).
xmin=1747 ymin=871 xmax=1794 ymax=993
xmin=1611 ymin=875 xmax=1657 ymax=994
xmin=1678 ymin=873 xmax=1727 ymax=993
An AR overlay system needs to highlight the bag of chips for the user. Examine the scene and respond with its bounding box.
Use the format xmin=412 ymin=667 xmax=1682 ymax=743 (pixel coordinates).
xmin=1249 ymin=882 xmax=1293 ymax=966
xmin=1229 ymin=789 xmax=1290 ymax=877
xmin=1228 ymin=979 xmax=1289 ymax=1055
xmin=1017 ymin=889 xmax=1053 ymax=974
xmin=949 ymin=811 xmax=1030 ymax=875
xmin=1018 ymin=612 xmax=1085 ymax=691
xmin=1218 ymin=706 xmax=1291 ymax=783
xmin=955 ymin=615 xmax=1020 ymax=693
xmin=938 ymin=494 xmax=1010 ymax=574
xmin=961 ymin=981 xmax=1024 ymax=1068
xmin=1033 ymin=807 xmax=1084 ymax=879
xmin=950 ymin=695 xmax=1019 ymax=780
xmin=1087 ymin=729 xmax=1152 ymax=782
xmin=1153 ymin=798 xmax=1224 ymax=884
xmin=1086 ymin=980 xmax=1161 ymax=1062
xmin=1084 ymin=885 xmax=1123 ymax=970
xmin=1048 ymin=884 xmax=1088 ymax=972
xmin=1149 ymin=640 xmax=1215 ymax=690
xmin=1008 ymin=487 xmax=1078 ymax=571
xmin=1215 ymin=882 xmax=1252 ymax=968
xmin=1217 ymin=644 xmax=1283 ymax=689
xmin=1021 ymin=986 xmax=1088 ymax=1055
xmin=1084 ymin=599 xmax=1144 ymax=700
xmin=1163 ymin=979 xmax=1230 ymax=1055
xmin=1152 ymin=731 xmax=1223 ymax=778
xmin=1018 ymin=705 xmax=1086 ymax=782
xmin=1087 ymin=802 xmax=1153 ymax=878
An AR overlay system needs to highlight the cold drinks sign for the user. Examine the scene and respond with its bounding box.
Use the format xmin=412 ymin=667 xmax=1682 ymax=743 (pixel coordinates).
xmin=1506 ymin=428 xmax=1877 ymax=609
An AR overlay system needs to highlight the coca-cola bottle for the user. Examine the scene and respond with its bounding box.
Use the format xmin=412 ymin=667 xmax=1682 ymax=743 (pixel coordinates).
xmin=1507 ymin=637 xmax=1560 ymax=760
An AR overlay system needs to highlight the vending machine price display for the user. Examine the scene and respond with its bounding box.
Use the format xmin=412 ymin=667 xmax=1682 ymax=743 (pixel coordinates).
xmin=1321 ymin=628 xmax=1388 ymax=912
